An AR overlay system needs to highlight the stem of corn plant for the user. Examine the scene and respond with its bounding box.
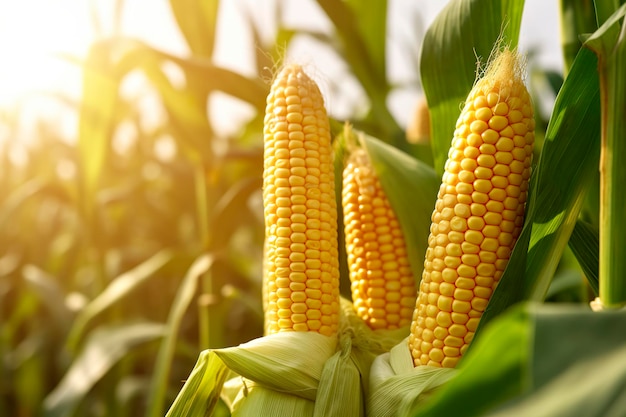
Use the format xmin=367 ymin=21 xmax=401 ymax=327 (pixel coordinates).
xmin=194 ymin=161 xmax=213 ymax=349
xmin=599 ymin=20 xmax=626 ymax=308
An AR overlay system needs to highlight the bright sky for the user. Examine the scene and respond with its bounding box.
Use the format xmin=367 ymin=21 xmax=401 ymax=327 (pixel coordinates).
xmin=0 ymin=2 xmax=89 ymax=105
xmin=0 ymin=0 xmax=562 ymax=144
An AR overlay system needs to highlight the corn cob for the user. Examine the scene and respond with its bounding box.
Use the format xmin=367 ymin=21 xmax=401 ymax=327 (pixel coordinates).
xmin=263 ymin=64 xmax=340 ymax=337
xmin=406 ymin=97 xmax=431 ymax=145
xmin=409 ymin=49 xmax=535 ymax=368
xmin=342 ymin=148 xmax=416 ymax=330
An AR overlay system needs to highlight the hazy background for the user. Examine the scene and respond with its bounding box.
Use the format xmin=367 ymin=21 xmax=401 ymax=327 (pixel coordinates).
xmin=0 ymin=0 xmax=562 ymax=145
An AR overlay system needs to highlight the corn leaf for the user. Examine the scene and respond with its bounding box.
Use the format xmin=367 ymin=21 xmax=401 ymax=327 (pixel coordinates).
xmin=545 ymin=268 xmax=587 ymax=300
xmin=594 ymin=0 xmax=624 ymax=26
xmin=78 ymin=42 xmax=121 ymax=225
xmin=79 ymin=39 xmax=266 ymax=164
xmin=359 ymin=131 xmax=439 ymax=285
xmin=475 ymin=46 xmax=601 ymax=336
xmin=42 ymin=322 xmax=165 ymax=417
xmin=421 ymin=0 xmax=525 ymax=174
xmin=165 ymin=350 xmax=230 ymax=417
xmin=210 ymin=177 xmax=263 ymax=248
xmin=175 ymin=55 xmax=267 ymax=110
xmin=169 ymin=0 xmax=219 ymax=58
xmin=66 ymin=250 xmax=173 ymax=352
xmin=316 ymin=0 xmax=401 ymax=144
xmin=410 ymin=303 xmax=626 ymax=417
xmin=147 ymin=254 xmax=215 ymax=417
xmin=342 ymin=0 xmax=387 ymax=83
xmin=568 ymin=219 xmax=600 ymax=295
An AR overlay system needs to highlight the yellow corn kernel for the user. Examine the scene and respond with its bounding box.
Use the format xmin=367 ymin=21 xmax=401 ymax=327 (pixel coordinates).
xmin=342 ymin=148 xmax=417 ymax=330
xmin=409 ymin=49 xmax=534 ymax=368
xmin=263 ymin=64 xmax=340 ymax=337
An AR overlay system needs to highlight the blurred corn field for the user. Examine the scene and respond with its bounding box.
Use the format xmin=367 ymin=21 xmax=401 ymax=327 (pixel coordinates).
xmin=2 ymin=0 xmax=626 ymax=416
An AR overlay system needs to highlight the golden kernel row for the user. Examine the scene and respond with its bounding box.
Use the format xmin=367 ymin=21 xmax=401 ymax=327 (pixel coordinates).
xmin=263 ymin=65 xmax=340 ymax=337
xmin=342 ymin=149 xmax=416 ymax=330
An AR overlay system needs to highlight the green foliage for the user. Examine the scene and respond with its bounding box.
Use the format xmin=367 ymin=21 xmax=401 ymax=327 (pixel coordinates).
xmin=569 ymin=219 xmax=599 ymax=295
xmin=1 ymin=3 xmax=267 ymax=413
xmin=43 ymin=322 xmax=166 ymax=417
xmin=147 ymin=254 xmax=215 ymax=417
xmin=411 ymin=303 xmax=626 ymax=417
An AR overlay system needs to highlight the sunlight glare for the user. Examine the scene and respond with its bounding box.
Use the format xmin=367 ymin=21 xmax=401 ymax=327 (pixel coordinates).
xmin=0 ymin=1 xmax=93 ymax=107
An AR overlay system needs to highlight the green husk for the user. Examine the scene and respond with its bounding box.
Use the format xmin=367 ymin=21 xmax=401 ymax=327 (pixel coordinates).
xmin=313 ymin=335 xmax=363 ymax=417
xmin=166 ymin=297 xmax=409 ymax=417
xmin=368 ymin=340 xmax=456 ymax=417
xmin=215 ymin=332 xmax=336 ymax=401
xmin=164 ymin=350 xmax=230 ymax=417
xmin=228 ymin=382 xmax=315 ymax=416
xmin=338 ymin=297 xmax=409 ymax=397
